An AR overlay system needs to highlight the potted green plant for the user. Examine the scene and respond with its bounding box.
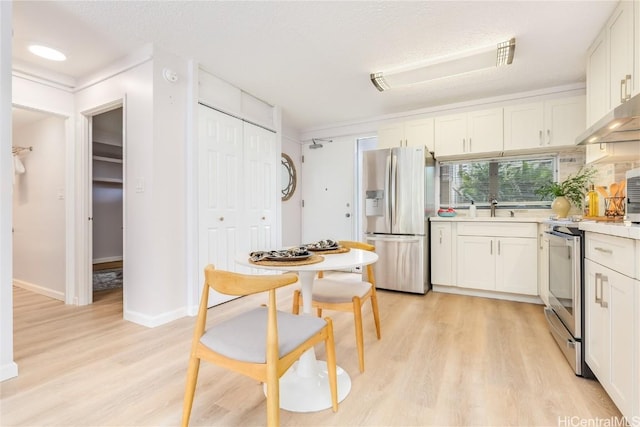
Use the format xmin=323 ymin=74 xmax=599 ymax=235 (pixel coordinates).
xmin=535 ymin=166 xmax=597 ymax=217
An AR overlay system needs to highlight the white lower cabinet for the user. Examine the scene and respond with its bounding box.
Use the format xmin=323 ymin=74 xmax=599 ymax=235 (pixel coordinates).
xmin=585 ymin=258 xmax=636 ymax=418
xmin=430 ymin=222 xmax=453 ymax=285
xmin=584 ymin=231 xmax=638 ymax=422
xmin=455 ymin=223 xmax=538 ymax=295
xmin=457 ymin=235 xmax=496 ymax=290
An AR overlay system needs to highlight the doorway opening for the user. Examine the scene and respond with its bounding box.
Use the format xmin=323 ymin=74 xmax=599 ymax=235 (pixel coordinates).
xmin=11 ymin=107 xmax=67 ymax=300
xmin=90 ymin=107 xmax=124 ymax=301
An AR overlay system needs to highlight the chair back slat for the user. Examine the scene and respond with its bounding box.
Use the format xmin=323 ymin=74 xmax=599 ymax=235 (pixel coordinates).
xmin=204 ymin=265 xmax=298 ymax=296
xmin=337 ymin=241 xmax=376 ymax=285
xmin=338 ymin=240 xmax=375 ymax=252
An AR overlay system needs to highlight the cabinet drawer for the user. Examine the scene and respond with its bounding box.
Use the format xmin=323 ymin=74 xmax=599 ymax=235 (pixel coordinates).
xmin=457 ymin=222 xmax=537 ymax=238
xmin=585 ymin=233 xmax=635 ymax=278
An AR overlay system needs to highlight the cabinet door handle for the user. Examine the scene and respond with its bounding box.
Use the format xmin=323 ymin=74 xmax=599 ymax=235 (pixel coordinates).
xmin=497 ymin=239 xmax=501 ymax=255
xmin=594 ymin=247 xmax=613 ymax=254
xmin=595 ymin=272 xmax=602 ymax=305
xmin=462 ymin=138 xmax=466 ymax=152
xmin=600 ymin=274 xmax=609 ymax=308
xmin=621 ymin=79 xmax=626 ymax=104
xmin=439 ymin=229 xmax=442 ymax=244
xmin=546 ymin=129 xmax=551 ymax=145
xmin=539 ymin=130 xmax=543 ymax=146
xmin=625 ymin=74 xmax=632 ymax=101
xmin=469 ymin=138 xmax=472 ymax=152
xmin=490 ymin=240 xmax=493 ymax=255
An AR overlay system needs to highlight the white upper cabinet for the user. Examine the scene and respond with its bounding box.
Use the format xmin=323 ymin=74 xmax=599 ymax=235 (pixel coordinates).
xmin=503 ymin=102 xmax=544 ymax=150
xmin=636 ymin=0 xmax=640 ymax=97
xmin=503 ymin=96 xmax=585 ymax=151
xmin=586 ymin=1 xmax=637 ymax=127
xmin=543 ymin=96 xmax=586 ymax=148
xmin=434 ymin=108 xmax=503 ymax=157
xmin=377 ymin=117 xmax=434 ymax=150
xmin=468 ymin=108 xmax=504 ymax=153
xmin=607 ymin=0 xmax=635 ymax=109
xmin=586 ymin=31 xmax=609 ymax=127
xmin=434 ymin=113 xmax=467 ymax=156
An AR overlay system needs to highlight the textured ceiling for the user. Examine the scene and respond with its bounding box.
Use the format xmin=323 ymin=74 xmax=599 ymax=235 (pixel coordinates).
xmin=12 ymin=1 xmax=618 ymax=132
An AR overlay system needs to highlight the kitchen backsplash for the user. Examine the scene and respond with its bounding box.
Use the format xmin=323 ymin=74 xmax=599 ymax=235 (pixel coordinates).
xmin=558 ymin=149 xmax=638 ymax=189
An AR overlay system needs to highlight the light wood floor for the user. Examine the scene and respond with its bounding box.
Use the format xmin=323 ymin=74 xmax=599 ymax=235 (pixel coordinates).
xmin=2 ymin=285 xmax=621 ymax=426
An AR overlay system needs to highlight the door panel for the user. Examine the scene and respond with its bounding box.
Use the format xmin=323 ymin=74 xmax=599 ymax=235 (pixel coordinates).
xmin=301 ymin=138 xmax=354 ymax=244
xmin=391 ymin=147 xmax=424 ymax=235
xmin=497 ymin=237 xmax=538 ymax=295
xmin=457 ymin=235 xmax=495 ymax=290
xmin=199 ymin=106 xmax=242 ymax=305
xmin=243 ymin=122 xmax=276 ymax=252
xmin=365 ymin=235 xmax=426 ymax=294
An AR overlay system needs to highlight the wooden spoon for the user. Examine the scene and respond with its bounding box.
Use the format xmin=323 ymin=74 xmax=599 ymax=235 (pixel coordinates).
xmin=618 ymin=180 xmax=626 ymax=197
xmin=609 ymin=182 xmax=619 ymax=197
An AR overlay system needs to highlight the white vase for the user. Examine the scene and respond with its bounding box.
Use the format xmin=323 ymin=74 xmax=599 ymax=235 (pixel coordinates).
xmin=551 ymin=196 xmax=571 ymax=218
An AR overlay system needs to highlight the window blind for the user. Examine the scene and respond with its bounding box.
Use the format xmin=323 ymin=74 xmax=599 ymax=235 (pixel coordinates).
xmin=439 ymin=155 xmax=556 ymax=208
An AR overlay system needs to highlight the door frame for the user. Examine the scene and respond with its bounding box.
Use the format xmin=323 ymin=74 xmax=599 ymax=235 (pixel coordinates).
xmin=78 ymin=98 xmax=125 ymax=306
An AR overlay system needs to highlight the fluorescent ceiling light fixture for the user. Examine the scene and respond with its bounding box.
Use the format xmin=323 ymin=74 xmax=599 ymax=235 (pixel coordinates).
xmin=28 ymin=44 xmax=66 ymax=61
xmin=371 ymin=38 xmax=516 ymax=92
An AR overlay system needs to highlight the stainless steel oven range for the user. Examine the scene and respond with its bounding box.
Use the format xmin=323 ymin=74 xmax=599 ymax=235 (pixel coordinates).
xmin=543 ymin=220 xmax=594 ymax=378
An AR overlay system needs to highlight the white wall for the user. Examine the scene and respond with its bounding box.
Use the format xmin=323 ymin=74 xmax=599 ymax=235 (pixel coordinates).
xmin=0 ymin=0 xmax=18 ymax=382
xmin=281 ymin=133 xmax=302 ymax=246
xmin=74 ymin=46 xmax=189 ymax=325
xmin=12 ymin=115 xmax=67 ymax=299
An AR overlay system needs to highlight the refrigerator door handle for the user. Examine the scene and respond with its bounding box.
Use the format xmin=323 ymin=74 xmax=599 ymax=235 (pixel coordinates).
xmin=391 ymin=152 xmax=398 ymax=230
xmin=384 ymin=153 xmax=392 ymax=232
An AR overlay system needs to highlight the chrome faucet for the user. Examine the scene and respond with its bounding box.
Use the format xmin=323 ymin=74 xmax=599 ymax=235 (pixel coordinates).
xmin=490 ymin=198 xmax=498 ymax=217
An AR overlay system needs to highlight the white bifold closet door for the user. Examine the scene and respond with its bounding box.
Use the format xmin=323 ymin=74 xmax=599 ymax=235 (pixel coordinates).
xmin=198 ymin=104 xmax=277 ymax=306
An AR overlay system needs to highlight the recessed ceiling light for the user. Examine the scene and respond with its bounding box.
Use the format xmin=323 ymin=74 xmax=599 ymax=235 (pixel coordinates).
xmin=28 ymin=44 xmax=66 ymax=61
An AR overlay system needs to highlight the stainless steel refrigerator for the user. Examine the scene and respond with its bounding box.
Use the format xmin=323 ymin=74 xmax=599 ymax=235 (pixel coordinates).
xmin=363 ymin=146 xmax=434 ymax=294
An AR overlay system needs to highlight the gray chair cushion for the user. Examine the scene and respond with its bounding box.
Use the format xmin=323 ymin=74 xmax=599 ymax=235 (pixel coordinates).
xmin=311 ymin=279 xmax=372 ymax=304
xmin=200 ymin=307 xmax=327 ymax=363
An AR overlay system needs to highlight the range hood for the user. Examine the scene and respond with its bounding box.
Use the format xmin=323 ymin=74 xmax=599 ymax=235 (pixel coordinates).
xmin=576 ymin=93 xmax=640 ymax=145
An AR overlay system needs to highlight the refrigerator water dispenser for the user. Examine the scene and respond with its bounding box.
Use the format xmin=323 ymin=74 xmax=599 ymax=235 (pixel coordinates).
xmin=365 ymin=190 xmax=384 ymax=216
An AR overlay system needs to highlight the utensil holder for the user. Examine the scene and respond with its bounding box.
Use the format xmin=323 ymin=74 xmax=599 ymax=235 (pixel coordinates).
xmin=604 ymin=197 xmax=625 ymax=217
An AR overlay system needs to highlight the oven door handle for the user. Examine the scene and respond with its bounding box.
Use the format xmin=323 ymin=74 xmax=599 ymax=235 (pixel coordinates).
xmin=544 ymin=230 xmax=580 ymax=241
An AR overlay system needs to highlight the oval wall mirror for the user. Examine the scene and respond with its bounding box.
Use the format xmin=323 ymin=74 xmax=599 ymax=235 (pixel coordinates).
xmin=281 ymin=153 xmax=296 ymax=201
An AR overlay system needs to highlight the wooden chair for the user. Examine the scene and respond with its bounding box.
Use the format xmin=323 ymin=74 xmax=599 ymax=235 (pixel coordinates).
xmin=182 ymin=265 xmax=338 ymax=427
xmin=292 ymin=240 xmax=381 ymax=373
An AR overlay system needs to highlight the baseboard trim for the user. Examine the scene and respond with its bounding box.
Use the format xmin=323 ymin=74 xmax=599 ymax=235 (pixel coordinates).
xmin=0 ymin=362 xmax=19 ymax=382
xmin=13 ymin=279 xmax=65 ymax=301
xmin=124 ymin=306 xmax=187 ymax=328
xmin=432 ymin=284 xmax=543 ymax=305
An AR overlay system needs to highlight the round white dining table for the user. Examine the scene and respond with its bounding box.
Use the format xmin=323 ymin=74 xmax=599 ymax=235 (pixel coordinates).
xmin=235 ymin=248 xmax=378 ymax=413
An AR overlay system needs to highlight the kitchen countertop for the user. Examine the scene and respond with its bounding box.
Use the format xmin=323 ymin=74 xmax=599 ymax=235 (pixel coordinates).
xmin=579 ymin=220 xmax=640 ymax=240
xmin=429 ymin=216 xmax=544 ymax=223
xmin=429 ymin=216 xmax=640 ymax=240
